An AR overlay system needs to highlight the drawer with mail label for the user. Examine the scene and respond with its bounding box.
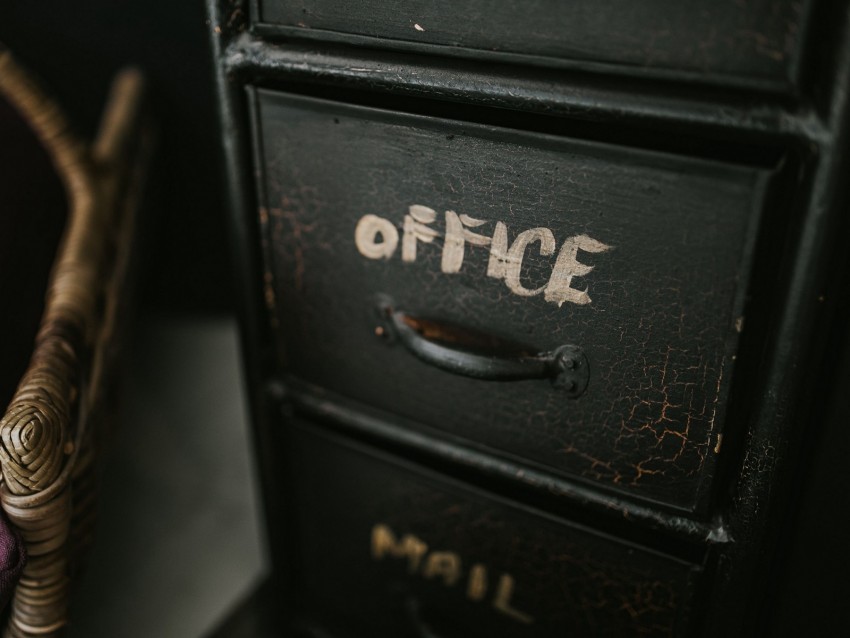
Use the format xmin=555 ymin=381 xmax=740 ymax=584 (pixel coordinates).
xmin=286 ymin=422 xmax=701 ymax=637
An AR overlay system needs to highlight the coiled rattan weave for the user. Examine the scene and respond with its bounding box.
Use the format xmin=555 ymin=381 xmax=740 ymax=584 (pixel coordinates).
xmin=0 ymin=51 xmax=147 ymax=637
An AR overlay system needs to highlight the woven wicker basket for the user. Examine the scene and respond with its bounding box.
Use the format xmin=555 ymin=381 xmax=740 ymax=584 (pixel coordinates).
xmin=0 ymin=51 xmax=148 ymax=637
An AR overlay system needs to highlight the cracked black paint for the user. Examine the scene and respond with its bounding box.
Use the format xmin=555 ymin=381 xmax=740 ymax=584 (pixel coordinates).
xmin=289 ymin=423 xmax=700 ymax=637
xmin=252 ymin=90 xmax=772 ymax=512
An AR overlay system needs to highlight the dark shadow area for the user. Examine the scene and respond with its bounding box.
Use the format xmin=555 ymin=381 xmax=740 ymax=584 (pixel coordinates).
xmin=0 ymin=0 xmax=232 ymax=315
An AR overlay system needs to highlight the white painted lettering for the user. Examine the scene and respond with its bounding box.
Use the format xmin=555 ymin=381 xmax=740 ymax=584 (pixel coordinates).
xmin=442 ymin=211 xmax=492 ymax=274
xmin=493 ymin=574 xmax=534 ymax=624
xmin=355 ymin=207 xmax=610 ymax=308
xmin=544 ymin=234 xmax=611 ymax=306
xmin=371 ymin=524 xmax=429 ymax=574
xmin=423 ymin=551 xmax=462 ymax=587
xmin=467 ymin=563 xmax=488 ymax=601
xmin=402 ymin=205 xmax=439 ymax=262
xmin=504 ymin=227 xmax=557 ymax=297
xmin=486 ymin=221 xmax=510 ymax=280
xmin=354 ymin=214 xmax=399 ymax=259
xmin=370 ymin=523 xmax=535 ymax=625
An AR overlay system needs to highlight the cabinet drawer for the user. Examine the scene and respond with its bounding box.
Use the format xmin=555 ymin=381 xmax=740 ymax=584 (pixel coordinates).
xmin=252 ymin=90 xmax=773 ymax=511
xmin=287 ymin=423 xmax=700 ymax=637
xmin=255 ymin=0 xmax=811 ymax=91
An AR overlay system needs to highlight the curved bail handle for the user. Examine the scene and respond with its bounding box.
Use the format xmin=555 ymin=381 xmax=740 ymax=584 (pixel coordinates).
xmin=376 ymin=300 xmax=589 ymax=397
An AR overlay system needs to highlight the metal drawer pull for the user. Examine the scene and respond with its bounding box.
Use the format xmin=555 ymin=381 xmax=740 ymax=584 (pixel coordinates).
xmin=376 ymin=301 xmax=589 ymax=396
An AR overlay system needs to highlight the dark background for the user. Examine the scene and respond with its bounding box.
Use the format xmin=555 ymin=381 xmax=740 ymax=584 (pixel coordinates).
xmin=0 ymin=0 xmax=231 ymax=315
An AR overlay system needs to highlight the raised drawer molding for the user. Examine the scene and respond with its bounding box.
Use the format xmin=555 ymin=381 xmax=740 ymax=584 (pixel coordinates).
xmin=256 ymin=0 xmax=812 ymax=90
xmin=252 ymin=90 xmax=773 ymax=512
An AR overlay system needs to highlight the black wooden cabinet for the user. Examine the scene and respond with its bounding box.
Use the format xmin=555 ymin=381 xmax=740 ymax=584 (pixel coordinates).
xmin=208 ymin=1 xmax=850 ymax=635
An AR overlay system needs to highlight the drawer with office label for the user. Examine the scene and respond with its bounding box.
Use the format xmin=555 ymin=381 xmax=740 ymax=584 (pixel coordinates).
xmin=287 ymin=422 xmax=700 ymax=637
xmin=251 ymin=89 xmax=775 ymax=512
xmin=254 ymin=0 xmax=811 ymax=92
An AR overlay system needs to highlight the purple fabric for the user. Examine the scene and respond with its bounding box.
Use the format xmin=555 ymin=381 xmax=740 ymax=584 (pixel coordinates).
xmin=0 ymin=508 xmax=25 ymax=613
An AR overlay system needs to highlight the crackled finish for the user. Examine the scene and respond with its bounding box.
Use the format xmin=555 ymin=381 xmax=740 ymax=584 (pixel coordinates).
xmin=253 ymin=91 xmax=771 ymax=511
xmin=288 ymin=424 xmax=699 ymax=637
xmin=257 ymin=0 xmax=810 ymax=90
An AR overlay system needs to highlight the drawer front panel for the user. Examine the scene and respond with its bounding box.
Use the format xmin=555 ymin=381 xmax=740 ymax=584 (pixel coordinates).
xmin=253 ymin=90 xmax=771 ymax=510
xmin=257 ymin=0 xmax=810 ymax=89
xmin=288 ymin=423 xmax=700 ymax=637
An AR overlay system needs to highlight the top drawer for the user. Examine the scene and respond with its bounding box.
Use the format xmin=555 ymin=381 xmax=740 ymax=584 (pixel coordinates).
xmin=255 ymin=0 xmax=812 ymax=91
xmin=251 ymin=90 xmax=775 ymax=512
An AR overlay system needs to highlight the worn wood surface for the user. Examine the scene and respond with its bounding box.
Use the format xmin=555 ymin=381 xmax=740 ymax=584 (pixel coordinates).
xmin=256 ymin=0 xmax=811 ymax=91
xmin=288 ymin=422 xmax=699 ymax=637
xmin=253 ymin=90 xmax=772 ymax=512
